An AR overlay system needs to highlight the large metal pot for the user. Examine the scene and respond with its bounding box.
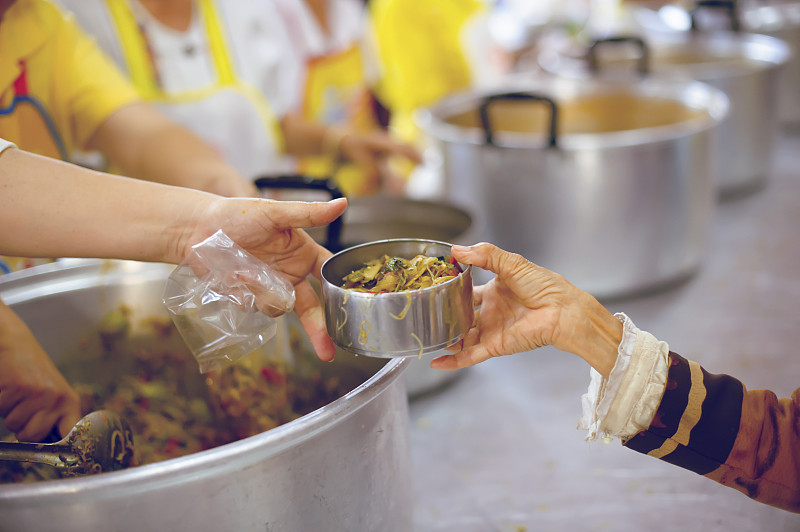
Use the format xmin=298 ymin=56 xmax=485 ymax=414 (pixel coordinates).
xmin=416 ymin=75 xmax=729 ymax=298
xmin=538 ymin=29 xmax=790 ymax=196
xmin=634 ymin=0 xmax=800 ymax=126
xmin=0 ymin=260 xmax=412 ymax=532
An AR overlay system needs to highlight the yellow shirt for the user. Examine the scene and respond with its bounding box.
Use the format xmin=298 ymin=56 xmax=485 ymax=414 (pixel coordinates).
xmin=0 ymin=0 xmax=140 ymax=158
xmin=370 ymin=0 xmax=483 ymax=143
xmin=0 ymin=0 xmax=139 ymax=274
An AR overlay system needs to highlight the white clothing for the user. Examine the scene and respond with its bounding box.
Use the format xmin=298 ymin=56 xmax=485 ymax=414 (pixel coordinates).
xmin=273 ymin=0 xmax=365 ymax=57
xmin=579 ymin=313 xmax=670 ymax=442
xmin=55 ymin=0 xmax=301 ymax=179
xmin=0 ymin=139 xmax=16 ymax=154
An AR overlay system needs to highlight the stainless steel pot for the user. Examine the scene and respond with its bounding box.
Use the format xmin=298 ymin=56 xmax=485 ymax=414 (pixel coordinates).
xmin=416 ymin=76 xmax=729 ymax=298
xmin=539 ymin=29 xmax=790 ymax=196
xmin=634 ymin=0 xmax=800 ymax=126
xmin=0 ymin=260 xmax=412 ymax=532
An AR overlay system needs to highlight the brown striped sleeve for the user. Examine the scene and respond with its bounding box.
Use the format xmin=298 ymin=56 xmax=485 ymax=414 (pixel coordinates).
xmin=623 ymin=352 xmax=800 ymax=513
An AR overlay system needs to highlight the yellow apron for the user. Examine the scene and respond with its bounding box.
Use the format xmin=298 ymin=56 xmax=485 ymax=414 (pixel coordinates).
xmin=299 ymin=44 xmax=377 ymax=196
xmin=0 ymin=61 xmax=62 ymax=273
xmin=105 ymin=0 xmax=284 ymax=180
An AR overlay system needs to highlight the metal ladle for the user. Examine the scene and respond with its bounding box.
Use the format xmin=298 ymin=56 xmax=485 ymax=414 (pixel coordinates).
xmin=0 ymin=410 xmax=134 ymax=476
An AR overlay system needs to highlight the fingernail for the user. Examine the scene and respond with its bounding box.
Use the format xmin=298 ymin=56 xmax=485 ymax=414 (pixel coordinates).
xmin=452 ymin=245 xmax=470 ymax=253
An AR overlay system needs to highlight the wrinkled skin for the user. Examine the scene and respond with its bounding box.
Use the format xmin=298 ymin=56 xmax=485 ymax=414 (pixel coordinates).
xmin=431 ymin=243 xmax=622 ymax=378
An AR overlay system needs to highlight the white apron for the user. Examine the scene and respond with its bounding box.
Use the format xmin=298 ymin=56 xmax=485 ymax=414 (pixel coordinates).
xmin=105 ymin=0 xmax=285 ymax=179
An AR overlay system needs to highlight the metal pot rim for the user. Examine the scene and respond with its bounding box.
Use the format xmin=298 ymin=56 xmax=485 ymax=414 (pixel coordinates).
xmin=0 ymin=259 xmax=409 ymax=503
xmin=635 ymin=2 xmax=800 ymax=33
xmin=745 ymin=3 xmax=800 ymax=31
xmin=415 ymin=76 xmax=730 ymax=150
xmin=539 ymin=31 xmax=791 ymax=81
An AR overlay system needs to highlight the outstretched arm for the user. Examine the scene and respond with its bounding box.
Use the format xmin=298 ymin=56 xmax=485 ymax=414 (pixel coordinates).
xmin=0 ymin=145 xmax=345 ymax=359
xmin=0 ymin=143 xmax=348 ymax=441
xmin=434 ymin=242 xmax=800 ymax=513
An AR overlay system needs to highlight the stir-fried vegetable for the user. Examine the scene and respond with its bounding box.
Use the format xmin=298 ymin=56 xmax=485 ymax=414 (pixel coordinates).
xmin=342 ymin=255 xmax=461 ymax=293
xmin=0 ymin=311 xmax=355 ymax=484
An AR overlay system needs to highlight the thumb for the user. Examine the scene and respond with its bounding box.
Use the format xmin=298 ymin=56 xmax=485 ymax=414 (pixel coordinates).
xmin=451 ymin=243 xmax=529 ymax=277
xmin=266 ymin=197 xmax=347 ymax=229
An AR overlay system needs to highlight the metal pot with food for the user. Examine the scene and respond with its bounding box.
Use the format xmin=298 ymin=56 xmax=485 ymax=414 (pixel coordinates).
xmin=416 ymin=75 xmax=729 ymax=299
xmin=0 ymin=260 xmax=412 ymax=532
xmin=538 ymin=26 xmax=790 ymax=196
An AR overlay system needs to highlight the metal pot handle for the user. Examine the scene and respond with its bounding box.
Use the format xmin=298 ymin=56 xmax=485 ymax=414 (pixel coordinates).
xmin=254 ymin=175 xmax=345 ymax=252
xmin=690 ymin=0 xmax=741 ymax=32
xmin=478 ymin=92 xmax=558 ymax=148
xmin=587 ymin=36 xmax=650 ymax=76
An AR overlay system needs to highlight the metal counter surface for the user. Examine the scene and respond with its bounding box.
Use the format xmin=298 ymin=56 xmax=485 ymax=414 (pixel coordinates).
xmin=408 ymin=132 xmax=800 ymax=531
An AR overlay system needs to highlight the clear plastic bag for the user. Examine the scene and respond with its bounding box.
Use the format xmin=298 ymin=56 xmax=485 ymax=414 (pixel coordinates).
xmin=162 ymin=230 xmax=296 ymax=373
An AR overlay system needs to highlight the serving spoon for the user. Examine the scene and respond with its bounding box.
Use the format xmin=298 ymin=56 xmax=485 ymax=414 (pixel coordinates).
xmin=0 ymin=410 xmax=134 ymax=476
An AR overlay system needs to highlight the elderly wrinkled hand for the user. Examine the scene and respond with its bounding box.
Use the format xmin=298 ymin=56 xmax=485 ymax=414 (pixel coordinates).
xmin=0 ymin=302 xmax=81 ymax=442
xmin=431 ymin=243 xmax=622 ymax=377
xmin=175 ymin=197 xmax=348 ymax=362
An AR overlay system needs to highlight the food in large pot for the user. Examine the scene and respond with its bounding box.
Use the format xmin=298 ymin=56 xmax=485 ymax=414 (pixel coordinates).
xmin=538 ymin=29 xmax=790 ymax=196
xmin=416 ymin=75 xmax=729 ymax=299
xmin=0 ymin=260 xmax=411 ymax=532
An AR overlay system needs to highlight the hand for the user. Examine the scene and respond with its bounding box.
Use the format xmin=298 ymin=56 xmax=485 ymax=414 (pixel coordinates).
xmin=173 ymin=197 xmax=348 ymax=362
xmin=431 ymin=243 xmax=622 ymax=377
xmin=338 ymin=129 xmax=422 ymax=194
xmin=0 ymin=302 xmax=81 ymax=442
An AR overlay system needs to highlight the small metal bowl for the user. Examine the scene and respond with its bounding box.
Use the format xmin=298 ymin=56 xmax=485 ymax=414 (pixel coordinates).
xmin=321 ymin=239 xmax=473 ymax=358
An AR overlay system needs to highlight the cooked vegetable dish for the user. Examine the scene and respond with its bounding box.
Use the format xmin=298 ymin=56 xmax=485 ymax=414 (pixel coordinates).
xmin=342 ymin=254 xmax=461 ymax=293
xmin=0 ymin=308 xmax=365 ymax=484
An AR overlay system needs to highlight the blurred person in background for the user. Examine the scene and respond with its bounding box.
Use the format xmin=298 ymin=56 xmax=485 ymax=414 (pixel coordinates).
xmin=369 ymin=0 xmax=496 ymax=146
xmin=0 ymin=0 xmax=256 ymax=220
xmin=367 ymin=0 xmax=503 ymax=197
xmin=432 ymin=242 xmax=800 ymax=513
xmin=57 ymin=0 xmax=420 ymax=197
xmin=273 ymin=0 xmax=421 ymax=195
xmin=0 ymin=138 xmax=345 ymax=442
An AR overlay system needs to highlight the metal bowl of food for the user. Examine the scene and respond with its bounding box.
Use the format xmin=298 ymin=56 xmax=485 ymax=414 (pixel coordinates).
xmin=321 ymin=239 xmax=473 ymax=358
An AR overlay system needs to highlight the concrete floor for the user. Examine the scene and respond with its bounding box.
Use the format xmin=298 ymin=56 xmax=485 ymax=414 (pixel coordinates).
xmin=408 ymin=131 xmax=800 ymax=531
